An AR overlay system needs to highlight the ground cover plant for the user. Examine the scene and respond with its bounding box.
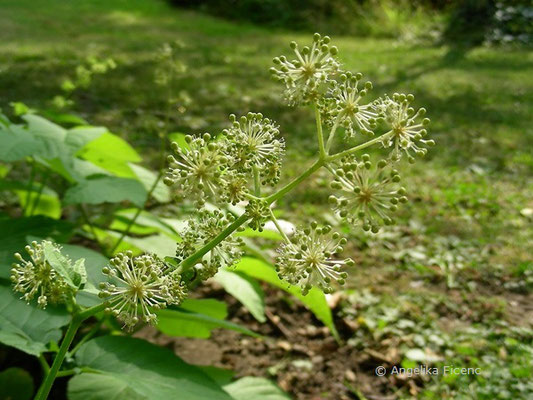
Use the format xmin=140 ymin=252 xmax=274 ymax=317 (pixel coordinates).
xmin=0 ymin=1 xmax=531 ymax=399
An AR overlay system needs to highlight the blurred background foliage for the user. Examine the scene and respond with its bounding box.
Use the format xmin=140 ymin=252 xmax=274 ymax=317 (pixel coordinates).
xmin=0 ymin=0 xmax=532 ymax=399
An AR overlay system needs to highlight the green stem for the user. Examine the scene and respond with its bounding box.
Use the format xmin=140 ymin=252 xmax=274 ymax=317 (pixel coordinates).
xmin=179 ymin=158 xmax=325 ymax=273
xmin=268 ymin=209 xmax=291 ymax=243
xmin=253 ymin=166 xmax=261 ymax=196
xmin=325 ymin=116 xmax=340 ymax=153
xmin=38 ymin=354 xmax=50 ymax=375
xmin=79 ymin=205 xmax=105 ymax=255
xmin=34 ymin=303 xmax=107 ymax=400
xmin=55 ymin=369 xmax=76 ymax=378
xmin=22 ymin=160 xmax=35 ymax=216
xmin=327 ymin=131 xmax=394 ymax=162
xmin=266 ymin=159 xmax=323 ymax=204
xmin=179 ymin=213 xmax=249 ymax=272
xmin=109 ymin=172 xmax=162 ymax=255
xmin=29 ymin=172 xmax=50 ymax=216
xmin=314 ymin=103 xmax=326 ymax=160
xmin=34 ymin=318 xmax=81 ymax=400
xmin=68 ymin=320 xmax=102 ymax=357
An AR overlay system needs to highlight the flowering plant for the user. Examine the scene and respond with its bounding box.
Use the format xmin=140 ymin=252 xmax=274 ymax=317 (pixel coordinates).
xmin=7 ymin=33 xmax=433 ymax=399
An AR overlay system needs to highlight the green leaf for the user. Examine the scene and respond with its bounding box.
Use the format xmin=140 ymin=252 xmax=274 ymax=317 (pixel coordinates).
xmin=68 ymin=374 xmax=146 ymax=400
xmin=234 ymin=257 xmax=339 ymax=341
xmin=129 ymin=163 xmax=170 ymax=203
xmin=69 ymin=336 xmax=233 ymax=400
xmin=0 ymin=367 xmax=34 ymax=400
xmin=64 ymin=126 xmax=106 ymax=153
xmin=63 ymin=175 xmax=147 ymax=207
xmin=214 ymin=269 xmax=266 ymax=322
xmin=22 ymin=114 xmax=67 ymax=159
xmin=235 ymin=228 xmax=283 ymax=240
xmin=77 ymin=132 xmax=141 ymax=178
xmin=41 ymin=110 xmax=88 ymax=126
xmin=57 ymin=244 xmax=108 ymax=288
xmin=14 ymin=186 xmax=61 ymax=219
xmin=198 ymin=366 xmax=235 ymax=387
xmin=112 ymin=209 xmax=181 ymax=238
xmin=0 ymin=216 xmax=72 ymax=279
xmin=42 ymin=241 xmax=86 ymax=289
xmin=0 ymin=285 xmax=70 ymax=356
xmin=0 ymin=124 xmax=46 ymax=162
xmin=156 ymin=299 xmax=259 ymax=338
xmin=120 ymin=234 xmax=177 ymax=258
xmin=224 ymin=377 xmax=291 ymax=400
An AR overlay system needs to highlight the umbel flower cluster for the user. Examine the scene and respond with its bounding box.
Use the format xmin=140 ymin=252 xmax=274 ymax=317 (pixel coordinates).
xmin=12 ymin=33 xmax=434 ymax=331
xmin=11 ymin=241 xmax=74 ymax=308
xmin=99 ymin=252 xmax=187 ymax=328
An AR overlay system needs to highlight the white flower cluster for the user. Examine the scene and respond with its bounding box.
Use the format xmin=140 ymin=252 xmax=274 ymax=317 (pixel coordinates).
xmin=11 ymin=241 xmax=74 ymax=308
xmin=270 ymin=33 xmax=340 ymax=105
xmin=165 ymin=114 xmax=285 ymax=206
xmin=176 ymin=209 xmax=244 ymax=280
xmin=329 ymin=154 xmax=406 ymax=233
xmin=377 ymin=93 xmax=434 ymax=162
xmin=99 ymin=252 xmax=187 ymax=329
xmin=275 ymin=222 xmax=352 ymax=295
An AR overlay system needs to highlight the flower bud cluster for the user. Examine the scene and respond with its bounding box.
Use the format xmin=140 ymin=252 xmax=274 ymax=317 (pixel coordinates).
xmin=322 ymin=71 xmax=380 ymax=137
xmin=378 ymin=93 xmax=435 ymax=163
xmin=223 ymin=112 xmax=285 ymax=186
xmin=270 ymin=33 xmax=339 ymax=105
xmin=329 ymin=155 xmax=406 ymax=233
xmin=245 ymin=199 xmax=271 ymax=231
xmin=164 ymin=133 xmax=231 ymax=206
xmin=275 ymin=222 xmax=352 ymax=295
xmin=99 ymin=252 xmax=187 ymax=329
xmin=176 ymin=209 xmax=244 ymax=280
xmin=11 ymin=241 xmax=73 ymax=308
xmin=165 ymin=113 xmax=285 ymax=206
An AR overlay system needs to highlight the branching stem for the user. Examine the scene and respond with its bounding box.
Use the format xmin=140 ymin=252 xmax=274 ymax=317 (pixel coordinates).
xmin=34 ymin=303 xmax=106 ymax=400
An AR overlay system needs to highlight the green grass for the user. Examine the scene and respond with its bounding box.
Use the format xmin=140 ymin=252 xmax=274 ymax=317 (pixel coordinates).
xmin=1 ymin=0 xmax=532 ymax=397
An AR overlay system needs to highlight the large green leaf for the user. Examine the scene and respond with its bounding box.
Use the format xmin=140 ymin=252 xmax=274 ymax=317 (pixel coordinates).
xmin=77 ymin=132 xmax=141 ymax=178
xmin=22 ymin=114 xmax=67 ymax=159
xmin=224 ymin=377 xmax=291 ymax=400
xmin=0 ymin=285 xmax=70 ymax=356
xmin=214 ymin=269 xmax=266 ymax=322
xmin=234 ymin=257 xmax=339 ymax=341
xmin=0 ymin=216 xmax=72 ymax=279
xmin=68 ymin=374 xmax=145 ymax=400
xmin=64 ymin=126 xmax=106 ymax=153
xmin=0 ymin=367 xmax=34 ymax=400
xmin=69 ymin=336 xmax=233 ymax=400
xmin=0 ymin=124 xmax=45 ymax=162
xmin=156 ymin=299 xmax=259 ymax=338
xmin=63 ymin=175 xmax=147 ymax=207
